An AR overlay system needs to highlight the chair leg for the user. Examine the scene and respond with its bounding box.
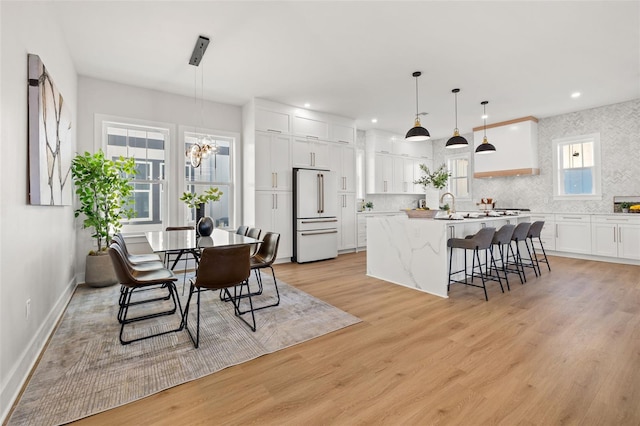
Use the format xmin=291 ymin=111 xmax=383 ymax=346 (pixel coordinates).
xmin=524 ymin=238 xmax=539 ymax=277
xmin=229 ymin=281 xmax=257 ymax=332
xmin=476 ymin=249 xmax=488 ymax=301
xmin=537 ymin=236 xmax=551 ymax=271
xmin=499 ymin=244 xmax=510 ymax=291
xmin=488 ymin=249 xmax=504 ymax=293
xmin=250 ymin=266 xmax=281 ymax=311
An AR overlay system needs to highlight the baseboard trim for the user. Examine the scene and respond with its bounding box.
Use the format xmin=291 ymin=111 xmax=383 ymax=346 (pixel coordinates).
xmin=0 ymin=276 xmax=77 ymax=424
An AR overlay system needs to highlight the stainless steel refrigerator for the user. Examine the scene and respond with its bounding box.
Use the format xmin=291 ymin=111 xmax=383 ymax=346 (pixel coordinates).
xmin=292 ymin=167 xmax=338 ymax=263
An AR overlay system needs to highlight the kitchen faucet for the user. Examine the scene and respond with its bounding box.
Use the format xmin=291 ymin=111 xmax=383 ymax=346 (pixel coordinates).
xmin=440 ymin=192 xmax=456 ymax=213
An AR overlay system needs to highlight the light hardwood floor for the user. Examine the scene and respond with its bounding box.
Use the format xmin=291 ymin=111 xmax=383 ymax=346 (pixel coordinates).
xmin=74 ymin=252 xmax=640 ymax=425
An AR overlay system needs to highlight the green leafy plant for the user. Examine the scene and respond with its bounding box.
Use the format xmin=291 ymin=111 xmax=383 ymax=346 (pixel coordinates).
xmin=365 ymin=201 xmax=374 ymax=210
xmin=620 ymin=202 xmax=631 ymax=209
xmin=71 ymin=150 xmax=137 ymax=253
xmin=180 ymin=187 xmax=223 ymax=209
xmin=414 ymin=163 xmax=451 ymax=190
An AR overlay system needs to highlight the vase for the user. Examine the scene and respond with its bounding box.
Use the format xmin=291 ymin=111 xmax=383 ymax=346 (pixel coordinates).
xmin=197 ymin=216 xmax=214 ymax=236
xmin=85 ymin=252 xmax=118 ymax=287
xmin=196 ymin=203 xmax=206 ymax=224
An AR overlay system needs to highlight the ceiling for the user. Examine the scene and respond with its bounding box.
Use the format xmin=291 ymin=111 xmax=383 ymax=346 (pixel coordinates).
xmin=50 ymin=1 xmax=640 ymax=139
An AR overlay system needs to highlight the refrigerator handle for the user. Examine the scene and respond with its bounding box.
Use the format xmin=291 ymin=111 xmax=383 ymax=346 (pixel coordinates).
xmin=317 ymin=173 xmax=321 ymax=213
xmin=320 ymin=173 xmax=325 ymax=213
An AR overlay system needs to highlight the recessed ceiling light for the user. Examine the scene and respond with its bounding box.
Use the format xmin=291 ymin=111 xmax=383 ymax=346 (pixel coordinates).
xmin=481 ymin=114 xmax=488 ymax=119
xmin=571 ymin=92 xmax=581 ymax=98
xmin=304 ymin=103 xmax=311 ymax=108
xmin=371 ymin=118 xmax=378 ymax=123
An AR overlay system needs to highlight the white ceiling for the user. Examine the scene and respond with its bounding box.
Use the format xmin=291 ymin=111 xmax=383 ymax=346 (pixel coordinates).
xmin=51 ymin=1 xmax=640 ymax=139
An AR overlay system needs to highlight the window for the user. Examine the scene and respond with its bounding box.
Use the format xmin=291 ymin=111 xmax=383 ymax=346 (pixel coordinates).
xmin=184 ymin=131 xmax=234 ymax=228
xmin=446 ymin=153 xmax=470 ymax=199
xmin=104 ymin=122 xmax=169 ymax=228
xmin=553 ymin=133 xmax=601 ymax=200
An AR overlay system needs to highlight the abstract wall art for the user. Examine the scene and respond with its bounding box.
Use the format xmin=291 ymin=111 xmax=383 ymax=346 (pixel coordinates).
xmin=28 ymin=53 xmax=72 ymax=206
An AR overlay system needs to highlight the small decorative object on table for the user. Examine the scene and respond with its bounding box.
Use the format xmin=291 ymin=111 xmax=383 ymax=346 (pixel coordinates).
xmin=620 ymin=202 xmax=631 ymax=213
xmin=180 ymin=187 xmax=223 ymax=236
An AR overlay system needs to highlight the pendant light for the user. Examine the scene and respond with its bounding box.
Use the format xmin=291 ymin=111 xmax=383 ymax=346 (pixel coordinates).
xmin=475 ymin=100 xmax=496 ymax=154
xmin=405 ymin=71 xmax=430 ymax=141
xmin=185 ymin=35 xmax=217 ymax=168
xmin=445 ymin=88 xmax=468 ymax=149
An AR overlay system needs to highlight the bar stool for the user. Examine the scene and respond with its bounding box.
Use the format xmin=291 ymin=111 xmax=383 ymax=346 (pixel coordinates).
xmin=508 ymin=222 xmax=536 ymax=282
xmin=488 ymin=224 xmax=517 ymax=290
xmin=527 ymin=221 xmax=550 ymax=273
xmin=447 ymin=227 xmax=501 ymax=301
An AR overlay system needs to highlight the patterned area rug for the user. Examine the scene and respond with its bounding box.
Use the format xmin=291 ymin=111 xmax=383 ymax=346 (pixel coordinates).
xmin=8 ymin=274 xmax=360 ymax=425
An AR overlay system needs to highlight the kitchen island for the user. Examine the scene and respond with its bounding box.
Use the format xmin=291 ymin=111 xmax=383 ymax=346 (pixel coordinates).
xmin=366 ymin=213 xmax=530 ymax=298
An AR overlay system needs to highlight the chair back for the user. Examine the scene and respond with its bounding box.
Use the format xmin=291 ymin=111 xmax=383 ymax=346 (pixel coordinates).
xmin=527 ymin=221 xmax=545 ymax=238
xmin=246 ymin=227 xmax=262 ymax=240
xmin=108 ymin=244 xmax=136 ymax=286
xmin=473 ymin=227 xmax=496 ymax=250
xmin=253 ymin=232 xmax=280 ymax=266
xmin=492 ymin=224 xmax=515 ymax=245
xmin=236 ymin=225 xmax=249 ymax=236
xmin=512 ymin=222 xmax=531 ymax=241
xmin=195 ymin=245 xmax=251 ymax=290
xmin=166 ymin=226 xmax=194 ymax=231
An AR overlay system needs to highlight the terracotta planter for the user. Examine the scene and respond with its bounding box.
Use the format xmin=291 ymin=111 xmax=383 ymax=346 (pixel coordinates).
xmin=85 ymin=252 xmax=118 ymax=287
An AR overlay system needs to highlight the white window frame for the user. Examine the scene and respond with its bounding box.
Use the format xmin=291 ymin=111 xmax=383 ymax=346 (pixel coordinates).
xmin=96 ymin=114 xmax=175 ymax=231
xmin=128 ymin=160 xmax=154 ymax=222
xmin=179 ymin=125 xmax=240 ymax=229
xmin=552 ymin=133 xmax=602 ymax=201
xmin=446 ymin=152 xmax=471 ymax=201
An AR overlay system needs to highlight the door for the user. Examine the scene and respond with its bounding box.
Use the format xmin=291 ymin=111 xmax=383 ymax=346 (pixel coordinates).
xmin=295 ymin=169 xmax=336 ymax=218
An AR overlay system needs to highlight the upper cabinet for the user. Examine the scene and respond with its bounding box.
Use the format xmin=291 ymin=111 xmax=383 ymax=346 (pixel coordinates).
xmin=255 ymin=108 xmax=290 ymax=134
xmin=473 ymin=116 xmax=539 ymax=178
xmin=329 ymin=123 xmax=355 ymax=144
xmin=293 ymin=116 xmax=328 ymax=140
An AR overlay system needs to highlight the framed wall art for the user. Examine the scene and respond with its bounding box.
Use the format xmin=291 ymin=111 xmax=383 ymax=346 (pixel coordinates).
xmin=28 ymin=53 xmax=72 ymax=206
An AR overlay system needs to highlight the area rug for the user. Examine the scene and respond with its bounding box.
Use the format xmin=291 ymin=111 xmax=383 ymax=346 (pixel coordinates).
xmin=8 ymin=275 xmax=360 ymax=425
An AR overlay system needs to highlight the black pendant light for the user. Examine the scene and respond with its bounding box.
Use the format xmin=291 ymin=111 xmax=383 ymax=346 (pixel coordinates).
xmin=445 ymin=88 xmax=468 ymax=149
xmin=475 ymin=101 xmax=496 ymax=154
xmin=405 ymin=71 xmax=430 ymax=141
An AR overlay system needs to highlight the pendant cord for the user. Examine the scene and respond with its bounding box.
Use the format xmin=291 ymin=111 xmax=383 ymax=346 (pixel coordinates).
xmin=454 ymin=92 xmax=458 ymax=129
xmin=415 ymin=77 xmax=419 ymax=120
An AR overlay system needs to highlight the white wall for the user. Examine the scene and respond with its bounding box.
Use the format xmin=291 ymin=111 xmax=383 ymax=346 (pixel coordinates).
xmin=75 ymin=77 xmax=242 ymax=277
xmin=431 ymin=98 xmax=640 ymax=213
xmin=0 ymin=2 xmax=78 ymax=421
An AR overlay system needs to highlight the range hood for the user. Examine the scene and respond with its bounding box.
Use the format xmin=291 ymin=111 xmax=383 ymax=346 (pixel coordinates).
xmin=473 ymin=116 xmax=539 ymax=178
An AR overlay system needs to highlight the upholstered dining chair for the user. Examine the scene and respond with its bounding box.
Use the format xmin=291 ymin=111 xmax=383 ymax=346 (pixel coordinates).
xmin=509 ymin=222 xmax=536 ymax=282
xmin=527 ymin=221 xmax=550 ymax=274
xmin=183 ymin=245 xmax=255 ymax=348
xmin=109 ymin=243 xmax=183 ymax=345
xmin=249 ymin=232 xmax=281 ymax=311
xmin=112 ymin=233 xmax=162 ymax=265
xmin=246 ymin=227 xmax=262 ymax=256
xmin=235 ymin=225 xmax=249 ymax=236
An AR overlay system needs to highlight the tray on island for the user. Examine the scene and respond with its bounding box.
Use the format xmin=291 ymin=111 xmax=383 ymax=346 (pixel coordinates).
xmin=405 ymin=209 xmax=441 ymax=218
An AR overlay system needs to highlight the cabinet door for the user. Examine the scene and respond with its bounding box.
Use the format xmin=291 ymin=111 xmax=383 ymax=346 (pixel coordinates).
xmin=374 ymin=154 xmax=393 ymax=193
xmin=342 ymin=145 xmax=355 ymax=192
xmin=392 ymin=157 xmax=405 ymax=193
xmin=357 ymin=214 xmax=370 ymax=248
xmin=292 ymin=138 xmax=313 ymax=167
xmin=337 ymin=194 xmax=356 ymax=250
xmin=254 ymin=191 xmax=275 ymax=231
xmin=255 ymin=133 xmax=291 ymax=191
xmin=327 ymin=144 xmax=343 ymax=191
xmin=255 ymin=109 xmax=290 ymax=134
xmin=312 ymin=141 xmax=330 ymax=169
xmin=555 ymin=219 xmax=591 ymax=254
xmin=591 ymin=223 xmax=618 ymax=257
xmin=330 ymin=123 xmax=355 ymax=144
xmin=293 ymin=116 xmax=328 ymax=139
xmin=272 ymin=192 xmax=292 ymax=259
xmin=618 ymin=224 xmax=640 ymax=260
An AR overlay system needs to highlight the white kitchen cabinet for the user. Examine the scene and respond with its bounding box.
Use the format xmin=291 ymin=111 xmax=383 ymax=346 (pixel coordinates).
xmin=255 ymin=108 xmax=291 ymax=134
xmin=292 ymin=138 xmax=329 ymax=169
xmin=255 ymin=132 xmax=291 ymax=191
xmin=293 ymin=115 xmax=328 ymax=139
xmin=337 ymin=194 xmax=356 ymax=250
xmin=591 ymin=215 xmax=640 ymax=260
xmin=554 ymin=214 xmax=591 ymax=254
xmin=328 ymin=144 xmax=355 ymax=192
xmin=529 ymin=214 xmax=556 ymax=251
xmin=255 ymin=191 xmax=292 ymax=261
xmin=329 ymin=123 xmax=355 ymax=144
xmin=473 ymin=116 xmax=539 ymax=178
xmin=373 ymin=153 xmax=394 ymax=193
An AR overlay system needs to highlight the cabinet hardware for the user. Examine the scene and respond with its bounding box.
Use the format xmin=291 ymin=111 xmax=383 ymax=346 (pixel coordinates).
xmin=301 ymin=230 xmax=338 ymax=236
xmin=614 ymin=226 xmax=616 ymax=243
xmin=556 ymin=223 xmax=558 ymax=238
xmin=313 ymin=152 xmax=316 ymax=166
xmin=266 ymin=129 xmax=282 ymax=133
xmin=272 ymin=173 xmax=275 ymax=188
xmin=275 ymin=173 xmax=278 ymax=188
xmin=619 ymin=227 xmax=622 ymax=243
xmin=272 ymin=194 xmax=275 ymax=210
xmin=301 ymin=219 xmax=338 ymax=223
xmin=306 ymin=135 xmax=319 ymax=140
xmin=339 ymin=140 xmax=349 ymax=144
xmin=561 ymin=216 xmax=581 ymax=220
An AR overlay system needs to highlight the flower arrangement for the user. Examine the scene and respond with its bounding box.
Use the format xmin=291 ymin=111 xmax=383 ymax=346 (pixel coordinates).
xmin=630 ymin=204 xmax=640 ymax=212
xmin=180 ymin=187 xmax=223 ymax=209
xmin=414 ymin=163 xmax=451 ymax=190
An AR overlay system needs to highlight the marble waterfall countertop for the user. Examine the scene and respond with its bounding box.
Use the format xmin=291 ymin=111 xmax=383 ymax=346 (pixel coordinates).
xmin=366 ymin=213 xmax=530 ymax=298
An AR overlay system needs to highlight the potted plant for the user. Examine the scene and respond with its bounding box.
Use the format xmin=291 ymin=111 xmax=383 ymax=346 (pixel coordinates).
xmin=414 ymin=163 xmax=451 ymax=213
xmin=620 ymin=202 xmax=631 ymax=213
xmin=364 ymin=201 xmax=374 ymax=211
xmin=180 ymin=187 xmax=223 ymax=235
xmin=71 ymin=150 xmax=137 ymax=287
